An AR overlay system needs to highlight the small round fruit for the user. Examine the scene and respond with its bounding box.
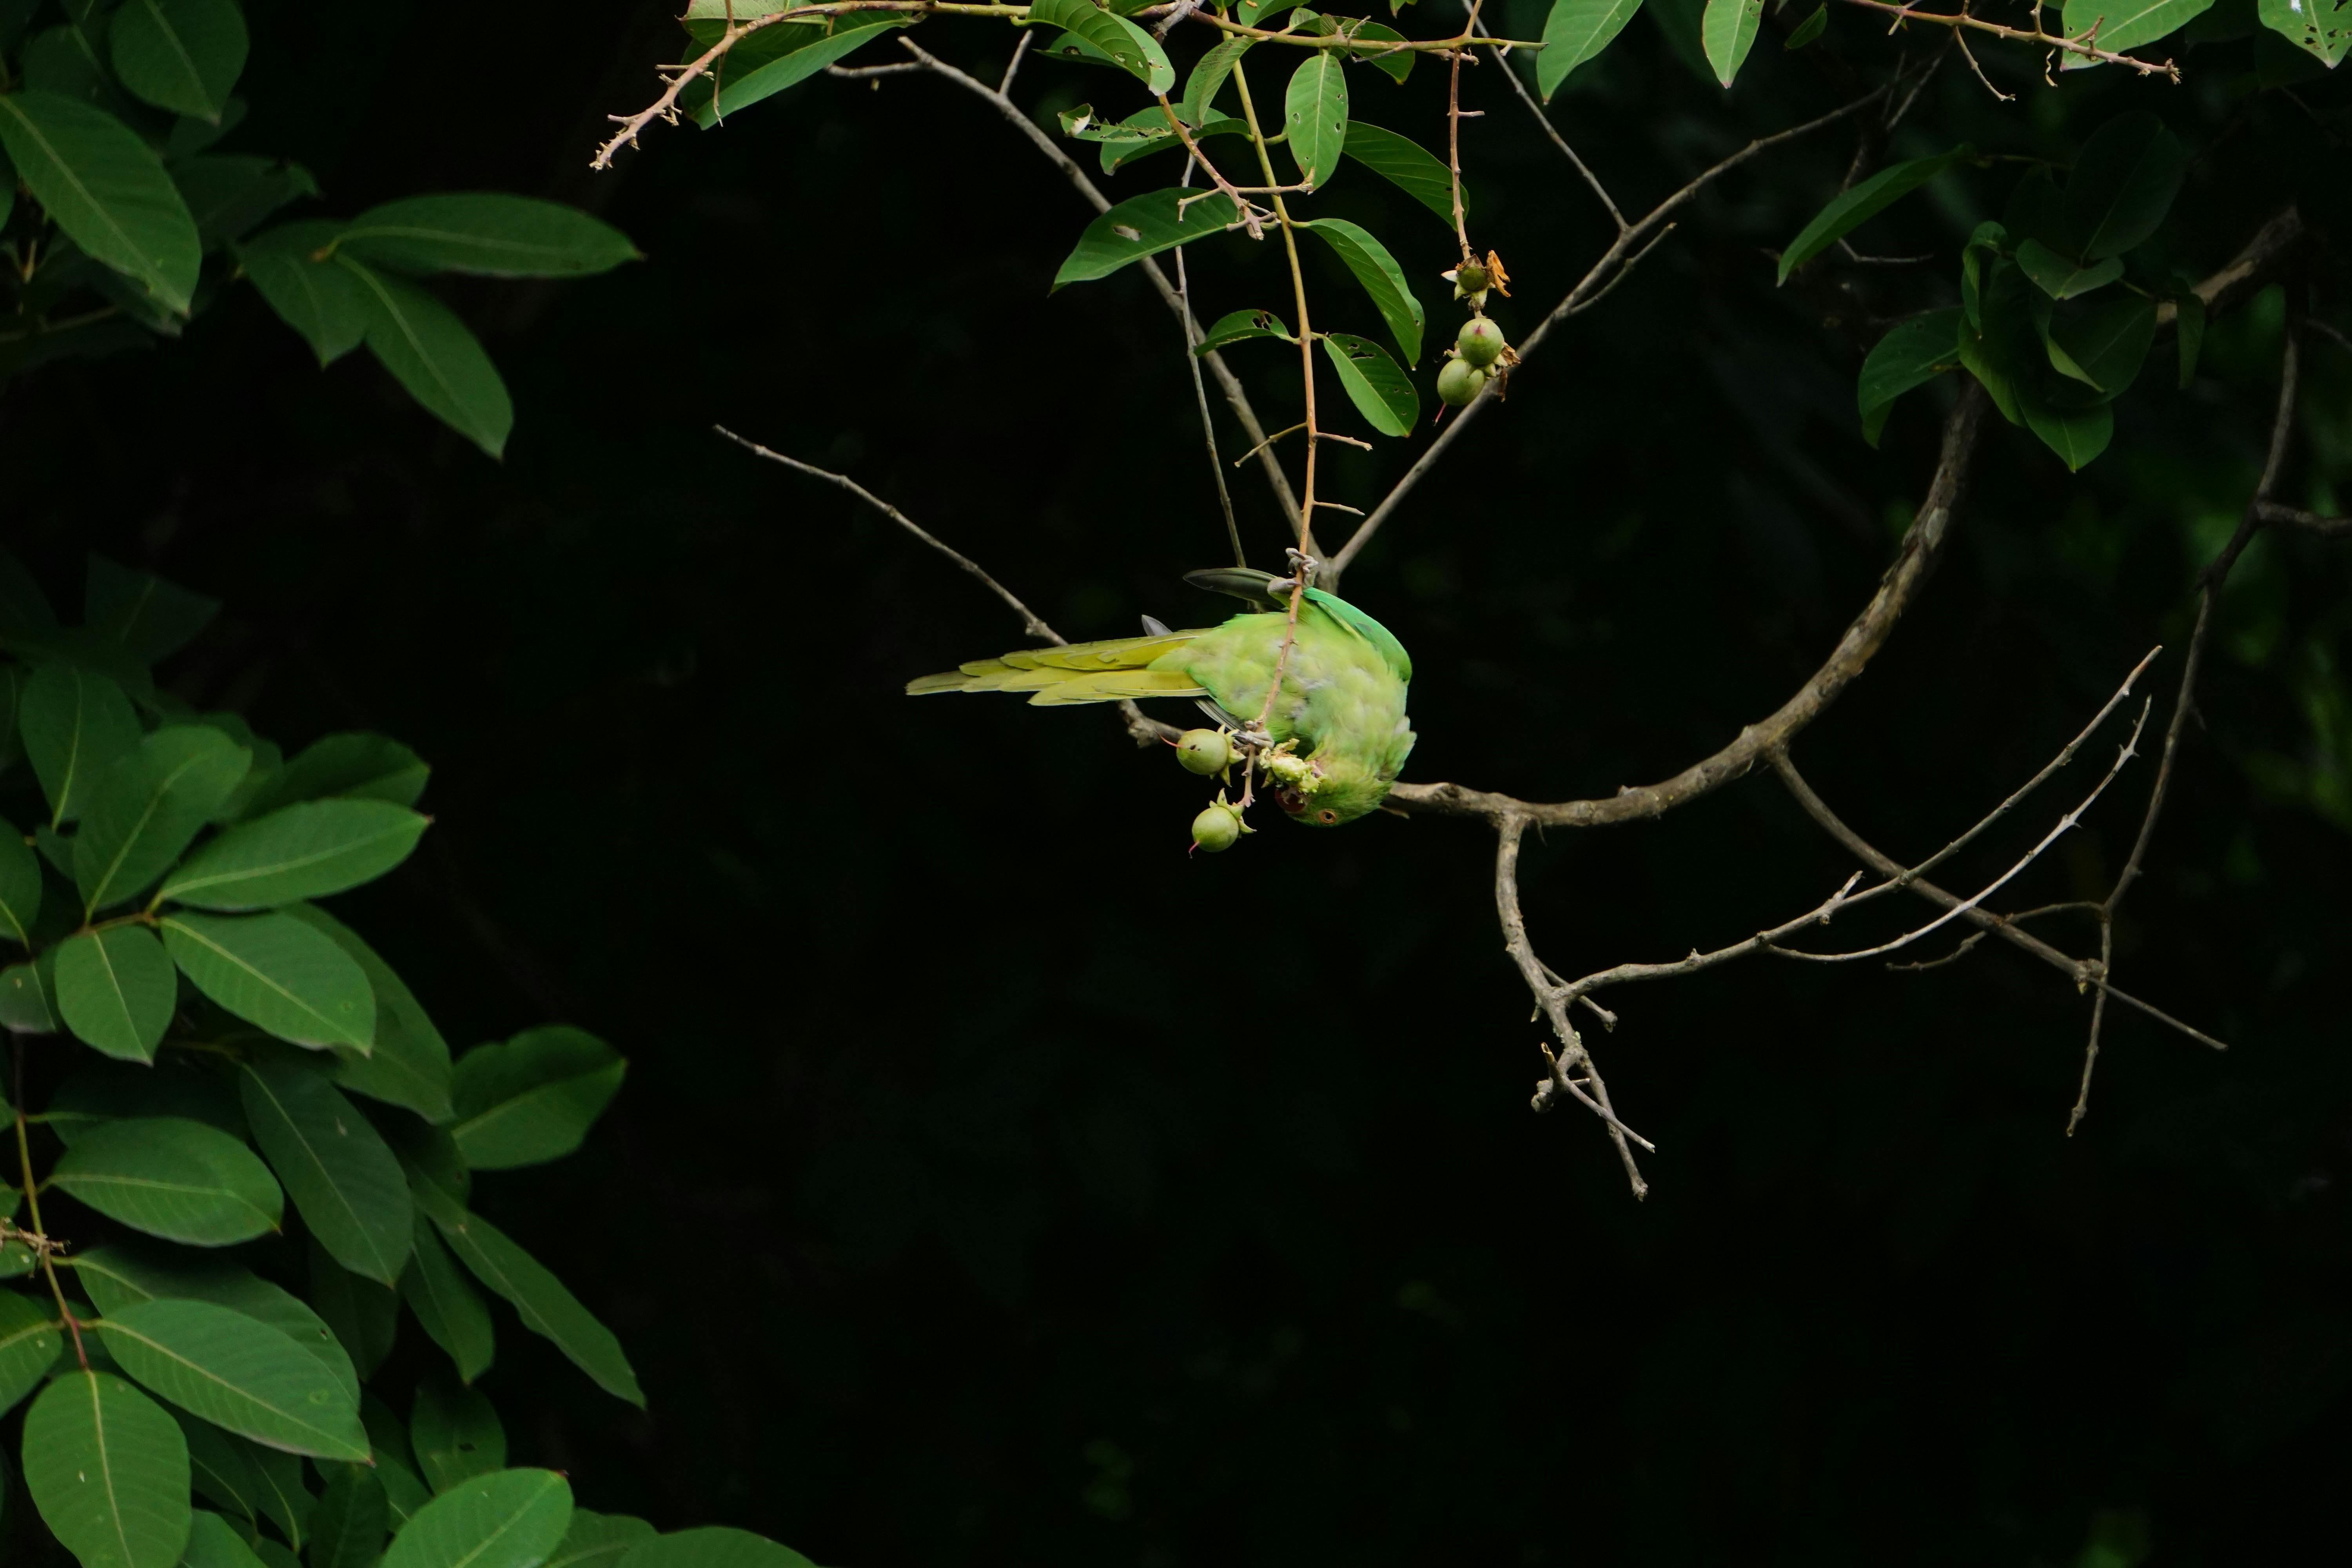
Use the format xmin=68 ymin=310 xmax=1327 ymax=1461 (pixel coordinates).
xmin=1436 ymin=357 xmax=1488 ymax=407
xmin=1457 ymin=317 xmax=1506 ymax=369
xmin=1191 ymin=803 xmax=1242 ymax=853
xmin=1175 ymin=728 xmax=1230 ymax=776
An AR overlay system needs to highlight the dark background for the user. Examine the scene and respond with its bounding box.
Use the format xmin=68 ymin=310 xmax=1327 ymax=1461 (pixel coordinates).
xmin=7 ymin=0 xmax=2351 ymax=1561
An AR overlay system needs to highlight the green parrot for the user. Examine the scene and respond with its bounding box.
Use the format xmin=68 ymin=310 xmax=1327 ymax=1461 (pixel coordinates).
xmin=907 ymin=568 xmax=1416 ymax=826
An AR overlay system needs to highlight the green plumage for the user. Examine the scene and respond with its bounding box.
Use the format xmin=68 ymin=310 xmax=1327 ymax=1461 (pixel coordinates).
xmin=907 ymin=571 xmax=1416 ymax=826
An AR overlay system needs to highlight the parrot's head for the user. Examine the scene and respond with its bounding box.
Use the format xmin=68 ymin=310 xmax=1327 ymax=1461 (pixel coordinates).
xmin=1270 ymin=755 xmax=1393 ymax=828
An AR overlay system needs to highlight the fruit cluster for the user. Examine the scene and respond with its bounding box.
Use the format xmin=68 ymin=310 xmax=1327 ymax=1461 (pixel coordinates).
xmin=1437 ymin=316 xmax=1510 ymax=407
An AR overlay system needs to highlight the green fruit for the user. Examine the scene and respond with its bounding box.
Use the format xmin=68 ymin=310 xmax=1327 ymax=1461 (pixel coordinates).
xmin=1436 ymin=357 xmax=1487 ymax=407
xmin=1191 ymin=803 xmax=1242 ymax=853
xmin=1457 ymin=318 xmax=1506 ymax=369
xmin=1175 ymin=728 xmax=1230 ymax=775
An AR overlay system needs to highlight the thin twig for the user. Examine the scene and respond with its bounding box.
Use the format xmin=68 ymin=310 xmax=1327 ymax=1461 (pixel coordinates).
xmin=1174 ymin=165 xmax=1247 ymax=568
xmin=715 ymin=425 xmax=1180 ymax=745
xmin=898 ymin=36 xmax=1311 ymax=547
xmin=1832 ymin=0 xmax=2182 ymax=77
xmin=1326 ymin=83 xmax=1889 ymax=584
xmin=1473 ymin=12 xmax=1625 ymax=232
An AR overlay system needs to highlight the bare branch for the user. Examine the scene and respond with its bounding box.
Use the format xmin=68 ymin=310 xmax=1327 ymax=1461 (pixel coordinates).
xmin=2254 ymin=502 xmax=2352 ymax=536
xmin=897 ymin=37 xmax=1310 ymax=548
xmin=1327 ymin=83 xmax=1890 ymax=584
xmin=1769 ymin=752 xmax=2230 ymax=1054
xmin=1831 ymin=0 xmax=2183 ymax=77
xmin=713 ymin=426 xmax=1180 ymax=746
xmin=1472 ymin=14 xmax=1625 ymax=233
xmin=1494 ymin=815 xmax=1650 ymax=1197
xmin=1390 ymin=381 xmax=1988 ymax=827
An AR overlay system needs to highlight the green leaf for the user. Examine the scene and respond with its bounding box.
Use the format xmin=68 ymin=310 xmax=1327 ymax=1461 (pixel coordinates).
xmin=1299 ymin=218 xmax=1423 ymax=365
xmin=2176 ymin=290 xmax=2207 ymax=388
xmin=1028 ymin=0 xmax=1174 ymax=93
xmin=1336 ymin=120 xmax=1457 ymax=227
xmin=310 ymin=1467 xmax=388 ymax=1568
xmin=51 ymin=1117 xmax=283 ymax=1246
xmin=239 ymin=1059 xmax=411 ymax=1285
xmin=1052 ymin=187 xmax=1240 ymax=289
xmin=20 ymin=663 xmax=142 ymax=826
xmin=1194 ymin=308 xmax=1294 ymax=355
xmin=1700 ymin=0 xmax=1763 ymax=84
xmin=336 ymin=259 xmax=514 ymax=461
xmin=85 ymin=556 xmax=220 ymax=665
xmin=158 ymin=800 xmax=427 ymax=911
xmin=2014 ymin=237 xmax=2125 ymax=299
xmin=1320 ymin=332 xmax=1418 ymax=437
xmin=410 ymin=1180 xmax=644 ymax=1406
xmin=54 ymin=926 xmax=177 ymax=1063
xmin=615 ymin=1530 xmax=817 ymax=1568
xmin=1856 ymin=308 xmax=1963 ymax=447
xmin=693 ymin=18 xmax=920 ymax=123
xmin=174 ymin=1414 xmax=310 ymax=1548
xmin=2258 ymin=0 xmax=2352 ymax=63
xmin=2022 ymin=394 xmax=2113 ymax=470
xmin=281 ymin=904 xmax=453 ymax=1123
xmin=94 ymin=1299 xmax=370 ymax=1460
xmin=1283 ymin=49 xmax=1348 ymax=187
xmin=1178 ymin=33 xmax=1251 ymax=119
xmin=0 ymin=1288 xmax=64 ymax=1415
xmin=336 ymin=195 xmax=638 ymax=279
xmin=2057 ymin=0 xmax=2215 ymax=63
xmin=402 ymin=1218 xmax=494 ymax=1383
xmin=109 ymin=0 xmax=247 ymax=122
xmin=450 ymin=1028 xmax=624 ymax=1171
xmin=162 ymin=911 xmax=375 ymax=1051
xmin=1336 ymin=19 xmax=1415 ymax=84
xmin=1784 ymin=3 xmax=1827 ymax=47
xmin=410 ymin=1380 xmax=504 ymax=1494
xmin=0 ymin=949 xmax=52 ymax=1034
xmin=1777 ymin=146 xmax=1973 ymax=284
xmin=0 ymin=814 xmax=41 ymax=946
xmin=0 ymin=91 xmax=200 ymax=313
xmin=2043 ymin=291 xmax=2158 ymax=399
xmin=309 ymin=1239 xmax=400 ymax=1382
xmin=171 ymin=155 xmax=316 ymax=251
xmin=2063 ymin=113 xmax=2187 ymax=260
xmin=1539 ymin=0 xmax=1644 ymax=97
xmin=550 ymin=1513 xmax=657 ymax=1568
xmin=381 ymin=1469 xmax=571 ymax=1568
xmin=181 ymin=1511 xmax=269 ymax=1568
xmin=75 ymin=726 xmax=252 ymax=914
xmin=238 ymin=222 xmax=368 ymax=368
xmin=247 ymin=733 xmax=430 ymax=813
xmin=74 ymin=1241 xmax=359 ymax=1407
xmin=23 ymin=1371 xmax=192 ymax=1568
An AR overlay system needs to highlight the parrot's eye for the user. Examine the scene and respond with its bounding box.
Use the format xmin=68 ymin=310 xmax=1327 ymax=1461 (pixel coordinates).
xmin=1273 ymin=786 xmax=1307 ymax=813
xmin=1316 ymin=808 xmax=1339 ymax=824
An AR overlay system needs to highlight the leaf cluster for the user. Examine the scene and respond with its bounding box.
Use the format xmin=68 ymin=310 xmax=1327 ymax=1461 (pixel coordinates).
xmin=0 ymin=0 xmax=639 ymax=458
xmin=0 ymin=554 xmax=813 ymax=1568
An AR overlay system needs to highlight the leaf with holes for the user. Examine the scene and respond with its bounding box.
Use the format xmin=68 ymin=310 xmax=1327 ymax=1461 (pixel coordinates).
xmin=2258 ymin=0 xmax=2352 ymax=63
xmin=1029 ymin=0 xmax=1174 ymax=93
xmin=1320 ymin=332 xmax=1418 ymax=437
xmin=1283 ymin=49 xmax=1348 ymax=187
xmin=1194 ymin=308 xmax=1294 ymax=356
xmin=163 ymin=910 xmax=375 ymax=1051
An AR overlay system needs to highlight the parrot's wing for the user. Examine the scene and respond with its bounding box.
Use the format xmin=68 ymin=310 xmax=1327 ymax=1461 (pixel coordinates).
xmin=905 ymin=630 xmax=1211 ymax=697
xmin=1028 ymin=669 xmax=1209 ymax=706
xmin=1303 ymin=587 xmax=1413 ymax=685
